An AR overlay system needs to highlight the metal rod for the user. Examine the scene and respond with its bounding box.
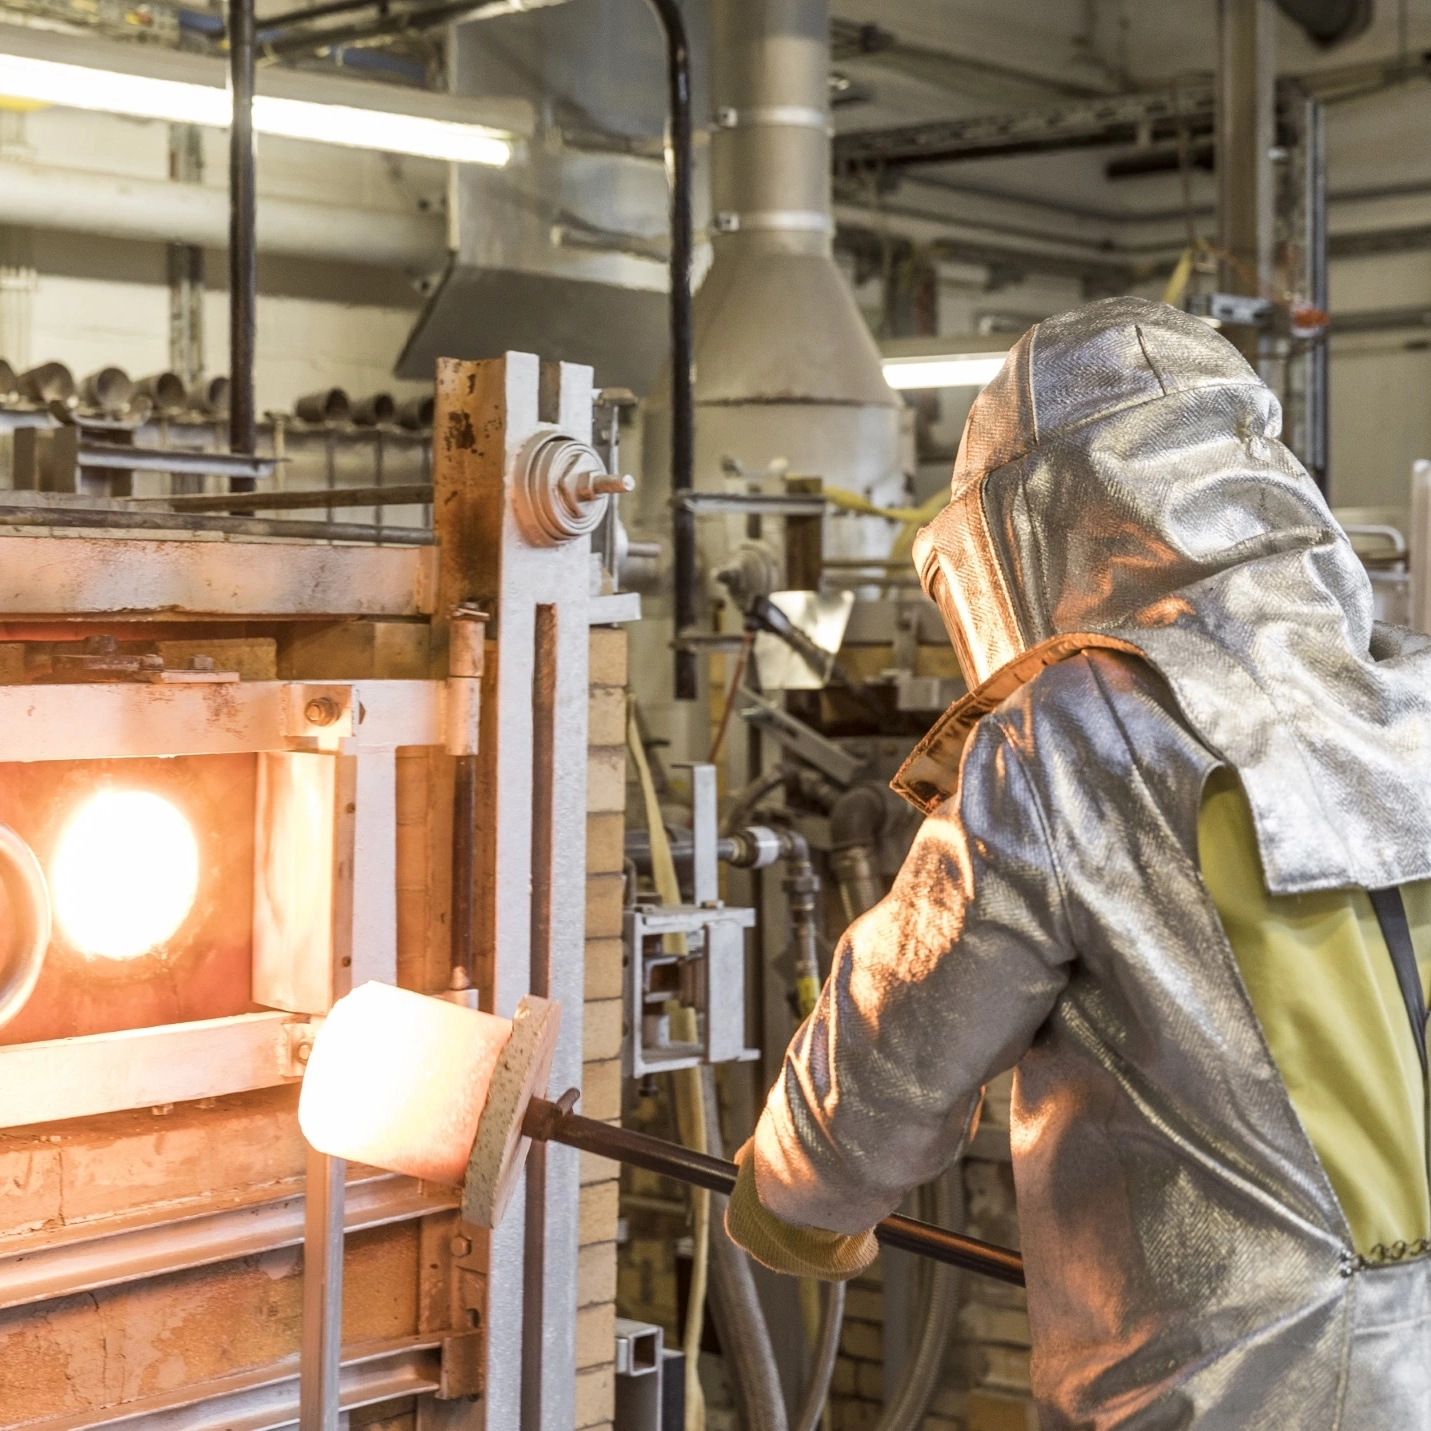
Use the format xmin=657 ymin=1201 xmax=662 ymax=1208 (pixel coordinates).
xmin=128 ymin=482 xmax=432 ymax=512
xmin=522 ymin=1097 xmax=1025 ymax=1287
xmin=228 ymin=0 xmax=258 ymax=484
xmin=75 ymin=443 xmax=275 ymax=479
xmin=672 ymin=491 xmax=826 ymax=517
xmin=0 ymin=504 xmax=432 ymax=543
xmin=299 ymin=1145 xmax=345 ymax=1431
xmin=646 ymin=0 xmax=696 ymax=702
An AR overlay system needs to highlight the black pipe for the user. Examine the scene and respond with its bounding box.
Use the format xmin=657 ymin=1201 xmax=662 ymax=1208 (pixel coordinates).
xmin=645 ymin=0 xmax=696 ymax=702
xmin=228 ymin=0 xmax=258 ymax=488
xmin=524 ymin=1096 xmax=1025 ymax=1287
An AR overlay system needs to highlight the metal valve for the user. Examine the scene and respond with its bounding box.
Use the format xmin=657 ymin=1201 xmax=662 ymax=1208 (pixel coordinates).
xmin=514 ymin=428 xmax=635 ymax=547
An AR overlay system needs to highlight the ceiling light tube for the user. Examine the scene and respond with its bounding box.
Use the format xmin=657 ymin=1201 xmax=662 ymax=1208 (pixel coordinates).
xmin=0 ymin=52 xmax=512 ymax=166
xmin=881 ymin=354 xmax=1009 ymax=391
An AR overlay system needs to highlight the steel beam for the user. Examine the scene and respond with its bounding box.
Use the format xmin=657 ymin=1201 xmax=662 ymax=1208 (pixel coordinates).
xmin=19 ymin=1335 xmax=443 ymax=1431
xmin=0 ymin=678 xmax=442 ymax=764
xmin=0 ymin=1012 xmax=303 ymax=1129
xmin=833 ymin=85 xmax=1215 ymax=172
xmin=300 ymin=1147 xmax=346 ymax=1431
xmin=0 ymin=533 xmax=433 ymax=617
xmin=0 ymin=1174 xmax=452 ymax=1313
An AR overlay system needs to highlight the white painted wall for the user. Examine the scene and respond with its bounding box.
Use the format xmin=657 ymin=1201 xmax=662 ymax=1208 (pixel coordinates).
xmin=0 ymin=104 xmax=443 ymax=409
xmin=23 ymin=276 xmax=430 ymax=413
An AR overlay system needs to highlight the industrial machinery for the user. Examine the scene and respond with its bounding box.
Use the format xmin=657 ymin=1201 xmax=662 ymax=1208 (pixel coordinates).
xmin=0 ymin=351 xmax=635 ymax=1430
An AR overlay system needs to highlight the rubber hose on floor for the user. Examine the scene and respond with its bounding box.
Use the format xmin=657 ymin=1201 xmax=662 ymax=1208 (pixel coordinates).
xmin=699 ymin=1066 xmax=790 ymax=1431
xmin=792 ymin=1279 xmax=845 ymax=1431
xmin=873 ymin=1169 xmax=963 ymax=1431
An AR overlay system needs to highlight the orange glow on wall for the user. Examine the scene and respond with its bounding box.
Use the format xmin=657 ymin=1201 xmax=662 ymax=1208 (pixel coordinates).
xmin=51 ymin=790 xmax=200 ymax=960
xmin=298 ymin=981 xmax=513 ymax=1186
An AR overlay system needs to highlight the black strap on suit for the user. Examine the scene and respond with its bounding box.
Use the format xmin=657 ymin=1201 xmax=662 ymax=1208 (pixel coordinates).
xmin=1368 ymin=886 xmax=1429 ymax=1078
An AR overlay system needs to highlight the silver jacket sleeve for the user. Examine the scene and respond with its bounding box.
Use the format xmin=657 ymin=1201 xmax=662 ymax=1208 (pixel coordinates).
xmin=752 ymin=715 xmax=1074 ymax=1235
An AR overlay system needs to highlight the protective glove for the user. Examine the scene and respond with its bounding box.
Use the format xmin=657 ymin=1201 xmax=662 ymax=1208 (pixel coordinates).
xmin=723 ymin=1138 xmax=878 ymax=1282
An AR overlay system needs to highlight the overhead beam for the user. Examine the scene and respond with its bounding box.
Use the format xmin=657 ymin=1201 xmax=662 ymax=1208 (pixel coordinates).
xmin=829 ymin=18 xmax=1111 ymax=106
xmin=833 ymin=85 xmax=1215 ymax=173
xmin=0 ymin=533 xmax=434 ymax=617
xmin=0 ymin=1173 xmax=452 ymax=1313
xmin=831 ymin=51 xmax=1431 ymax=176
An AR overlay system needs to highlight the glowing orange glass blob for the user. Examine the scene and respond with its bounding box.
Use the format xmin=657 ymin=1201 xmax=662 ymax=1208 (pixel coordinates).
xmin=298 ymin=981 xmax=513 ymax=1185
xmin=51 ymin=790 xmax=200 ymax=960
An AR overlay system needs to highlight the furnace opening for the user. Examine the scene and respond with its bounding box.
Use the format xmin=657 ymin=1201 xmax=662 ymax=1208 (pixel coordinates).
xmin=51 ymin=790 xmax=200 ymax=960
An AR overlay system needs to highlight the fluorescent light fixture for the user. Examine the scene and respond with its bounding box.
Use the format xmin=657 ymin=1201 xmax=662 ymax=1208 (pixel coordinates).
xmin=881 ymin=354 xmax=1008 ymax=391
xmin=0 ymin=52 xmax=512 ymax=166
xmin=255 ymin=96 xmax=511 ymax=166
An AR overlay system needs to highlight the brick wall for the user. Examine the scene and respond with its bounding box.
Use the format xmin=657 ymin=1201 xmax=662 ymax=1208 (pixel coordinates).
xmin=574 ymin=623 xmax=629 ymax=1431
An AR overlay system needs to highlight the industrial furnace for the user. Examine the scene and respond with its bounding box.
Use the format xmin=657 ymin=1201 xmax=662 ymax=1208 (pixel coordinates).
xmin=0 ymin=352 xmax=628 ymax=1431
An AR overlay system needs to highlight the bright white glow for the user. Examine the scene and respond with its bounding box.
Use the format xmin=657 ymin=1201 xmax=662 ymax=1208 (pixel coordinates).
xmin=0 ymin=53 xmax=512 ymax=166
xmin=881 ymin=354 xmax=1008 ymax=390
xmin=0 ymin=53 xmax=229 ymax=127
xmin=300 ymin=982 xmax=513 ymax=1185
xmin=52 ymin=791 xmax=199 ymax=960
xmin=254 ymin=95 xmax=511 ymax=166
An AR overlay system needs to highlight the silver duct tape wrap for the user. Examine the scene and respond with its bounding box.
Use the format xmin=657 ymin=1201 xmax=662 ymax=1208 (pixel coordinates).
xmin=752 ymin=298 xmax=1431 ymax=1425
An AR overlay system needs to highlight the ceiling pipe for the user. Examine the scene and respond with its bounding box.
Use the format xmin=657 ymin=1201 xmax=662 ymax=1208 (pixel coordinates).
xmin=0 ymin=161 xmax=444 ymax=266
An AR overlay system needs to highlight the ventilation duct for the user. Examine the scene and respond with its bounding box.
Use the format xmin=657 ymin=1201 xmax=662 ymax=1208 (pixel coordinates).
xmin=635 ymin=0 xmax=902 ymax=735
xmin=396 ymin=0 xmax=708 ymax=394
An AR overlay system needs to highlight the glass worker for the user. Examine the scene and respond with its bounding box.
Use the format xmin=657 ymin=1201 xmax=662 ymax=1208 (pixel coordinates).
xmin=726 ymin=296 xmax=1431 ymax=1427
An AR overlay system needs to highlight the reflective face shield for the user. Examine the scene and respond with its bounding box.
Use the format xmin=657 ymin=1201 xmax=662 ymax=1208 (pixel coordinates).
xmin=912 ymin=457 xmax=1028 ymax=689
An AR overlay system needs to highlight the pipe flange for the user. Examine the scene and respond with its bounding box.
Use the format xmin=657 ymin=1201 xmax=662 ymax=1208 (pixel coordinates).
xmin=0 ymin=823 xmax=50 ymax=1032
xmin=514 ymin=428 xmax=629 ymax=548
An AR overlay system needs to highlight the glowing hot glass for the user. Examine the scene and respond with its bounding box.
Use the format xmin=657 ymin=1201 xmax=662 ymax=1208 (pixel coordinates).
xmin=298 ymin=981 xmax=513 ymax=1186
xmin=52 ymin=790 xmax=200 ymax=960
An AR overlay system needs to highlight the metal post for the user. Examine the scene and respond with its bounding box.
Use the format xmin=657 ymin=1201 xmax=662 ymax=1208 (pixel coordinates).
xmin=676 ymin=762 xmax=718 ymax=907
xmin=645 ymin=0 xmax=696 ymax=701
xmin=168 ymin=124 xmax=205 ymax=390
xmin=1216 ymin=0 xmax=1275 ymax=367
xmin=1304 ymin=96 xmax=1329 ymax=495
xmin=228 ymin=0 xmax=258 ymax=482
xmin=300 ymin=1144 xmax=345 ymax=1431
xmin=431 ymin=355 xmax=592 ymax=1431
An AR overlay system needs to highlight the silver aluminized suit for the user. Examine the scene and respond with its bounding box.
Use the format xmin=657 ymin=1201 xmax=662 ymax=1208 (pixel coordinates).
xmin=750 ymin=297 xmax=1431 ymax=1428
